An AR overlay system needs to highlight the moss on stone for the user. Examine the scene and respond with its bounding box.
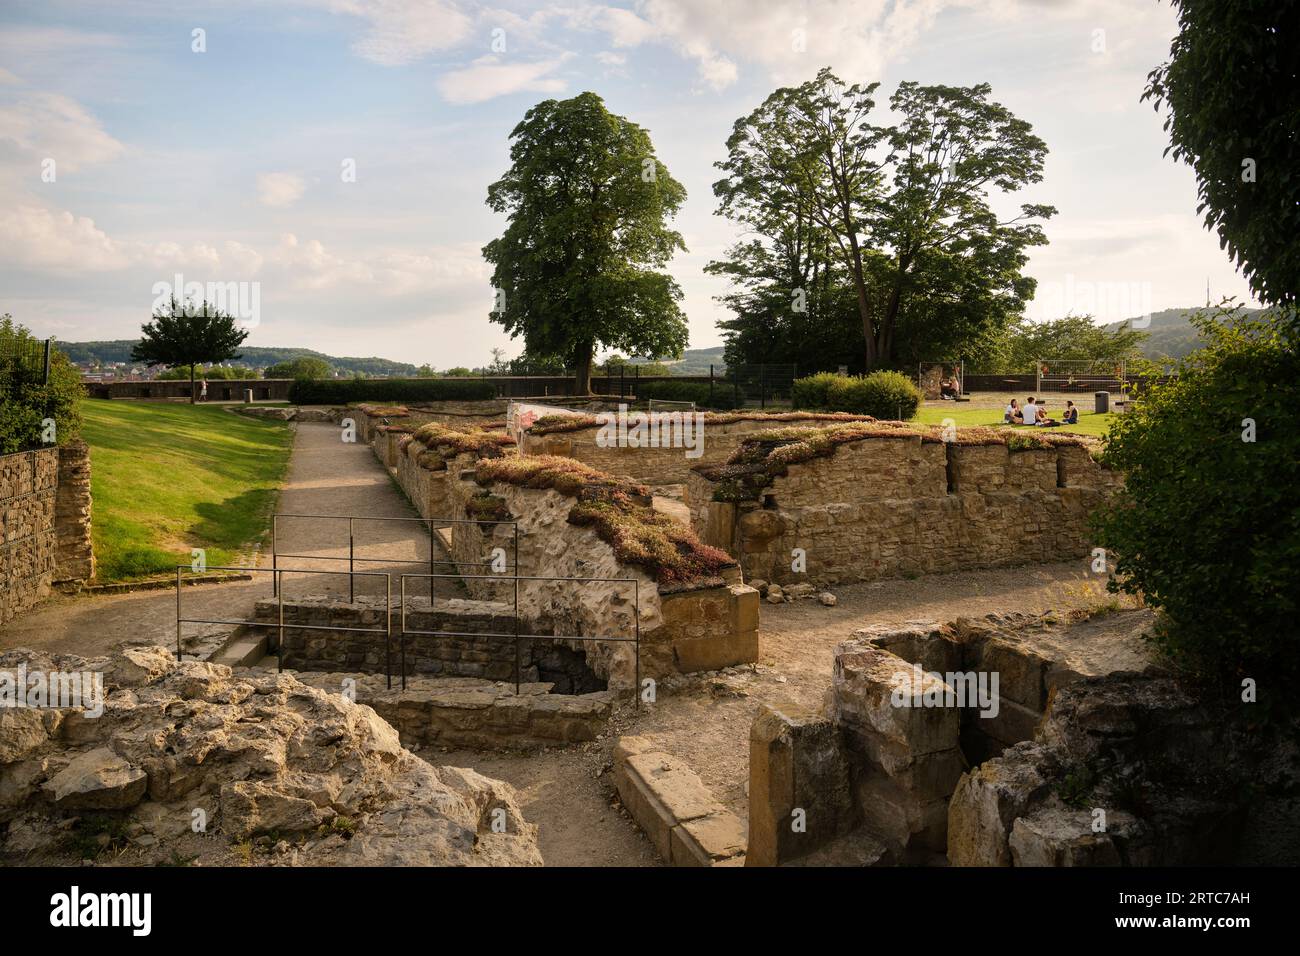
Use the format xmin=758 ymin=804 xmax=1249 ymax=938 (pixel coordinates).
xmin=475 ymin=455 xmax=735 ymax=585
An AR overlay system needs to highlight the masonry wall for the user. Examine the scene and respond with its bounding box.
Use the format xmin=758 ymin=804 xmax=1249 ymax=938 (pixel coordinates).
xmin=519 ymin=414 xmax=873 ymax=489
xmin=54 ymin=440 xmax=94 ymax=584
xmin=692 ymin=436 xmax=1121 ymax=587
xmin=0 ymin=448 xmax=59 ymax=623
xmin=373 ymin=435 xmax=760 ymax=687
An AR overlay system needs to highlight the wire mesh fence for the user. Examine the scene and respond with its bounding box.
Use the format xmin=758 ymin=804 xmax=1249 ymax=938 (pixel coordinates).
xmin=0 ymin=335 xmax=51 ymax=399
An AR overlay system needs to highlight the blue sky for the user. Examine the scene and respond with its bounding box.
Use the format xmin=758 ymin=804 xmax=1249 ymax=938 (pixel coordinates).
xmin=0 ymin=0 xmax=1260 ymax=367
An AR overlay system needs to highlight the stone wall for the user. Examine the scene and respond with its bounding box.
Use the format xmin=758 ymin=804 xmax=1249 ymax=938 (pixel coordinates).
xmin=520 ymin=413 xmax=872 ymax=490
xmin=54 ymin=440 xmax=94 ymax=584
xmin=255 ymin=597 xmax=604 ymax=692
xmin=691 ymin=434 xmax=1122 ymax=586
xmin=293 ymin=671 xmax=614 ymax=751
xmin=373 ymin=436 xmax=760 ymax=688
xmin=0 ymin=448 xmax=59 ymax=623
xmin=738 ymin=611 xmax=1267 ymax=868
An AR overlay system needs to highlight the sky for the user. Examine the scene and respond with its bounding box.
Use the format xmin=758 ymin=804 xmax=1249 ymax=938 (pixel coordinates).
xmin=0 ymin=0 xmax=1261 ymax=367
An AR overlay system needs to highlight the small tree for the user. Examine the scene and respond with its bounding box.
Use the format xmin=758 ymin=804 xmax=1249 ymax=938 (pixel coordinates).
xmin=1094 ymin=305 xmax=1300 ymax=696
xmin=132 ymin=298 xmax=249 ymax=403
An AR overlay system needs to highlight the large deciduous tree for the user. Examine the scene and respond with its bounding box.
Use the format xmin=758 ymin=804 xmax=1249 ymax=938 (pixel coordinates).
xmin=710 ymin=69 xmax=1054 ymax=371
xmin=1144 ymin=0 xmax=1299 ymax=306
xmin=132 ymin=297 xmax=249 ymax=403
xmin=483 ymin=92 xmax=689 ymax=395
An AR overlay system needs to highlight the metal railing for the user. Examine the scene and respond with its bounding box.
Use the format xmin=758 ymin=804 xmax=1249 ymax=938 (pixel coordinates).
xmin=173 ymin=565 xmax=396 ymax=687
xmin=270 ymin=514 xmax=518 ymax=601
xmin=398 ymin=572 xmax=640 ymax=700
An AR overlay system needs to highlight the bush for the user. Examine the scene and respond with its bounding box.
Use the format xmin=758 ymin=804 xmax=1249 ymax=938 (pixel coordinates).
xmin=0 ymin=315 xmax=84 ymax=454
xmin=289 ymin=377 xmax=497 ymax=405
xmin=792 ymin=370 xmax=921 ymax=419
xmin=636 ymin=379 xmax=738 ymax=410
xmin=1094 ymin=307 xmax=1300 ymax=698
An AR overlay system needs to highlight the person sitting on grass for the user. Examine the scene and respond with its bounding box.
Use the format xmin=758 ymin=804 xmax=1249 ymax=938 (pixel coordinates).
xmin=1022 ymin=397 xmax=1038 ymax=424
xmin=1004 ymin=398 xmax=1022 ymax=424
xmin=1034 ymin=402 xmax=1060 ymax=427
xmin=1062 ymin=400 xmax=1079 ymax=425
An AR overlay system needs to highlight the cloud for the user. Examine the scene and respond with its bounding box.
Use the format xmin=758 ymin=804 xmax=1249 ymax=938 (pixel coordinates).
xmin=0 ymin=205 xmax=129 ymax=272
xmin=0 ymin=90 xmax=125 ymax=172
xmin=257 ymin=172 xmax=307 ymax=208
xmin=562 ymin=0 xmax=978 ymax=91
xmin=436 ymin=53 xmax=573 ymax=104
xmin=310 ymin=0 xmax=473 ymax=66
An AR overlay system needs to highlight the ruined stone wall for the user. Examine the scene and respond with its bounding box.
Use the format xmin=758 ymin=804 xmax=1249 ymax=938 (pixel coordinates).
xmin=1 ymin=448 xmax=59 ymax=623
xmin=54 ymin=440 xmax=93 ymax=584
xmin=293 ymin=672 xmax=614 ymax=751
xmin=373 ymin=440 xmax=760 ymax=687
xmin=520 ymin=414 xmax=872 ymax=490
xmin=693 ymin=435 xmax=1121 ymax=586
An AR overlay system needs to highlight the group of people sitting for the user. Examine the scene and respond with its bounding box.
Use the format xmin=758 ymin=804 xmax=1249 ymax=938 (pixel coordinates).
xmin=1005 ymin=397 xmax=1078 ymax=427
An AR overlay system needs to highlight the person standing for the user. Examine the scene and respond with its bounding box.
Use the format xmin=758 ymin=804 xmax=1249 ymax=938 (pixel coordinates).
xmin=200 ymin=378 xmax=208 ymax=402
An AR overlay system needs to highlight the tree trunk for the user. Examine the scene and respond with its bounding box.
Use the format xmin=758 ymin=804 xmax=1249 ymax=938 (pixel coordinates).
xmin=573 ymin=343 xmax=595 ymax=396
xmin=189 ymin=363 xmax=196 ymax=404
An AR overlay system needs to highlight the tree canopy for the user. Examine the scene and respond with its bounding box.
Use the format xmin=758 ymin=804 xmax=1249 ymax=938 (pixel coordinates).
xmin=1144 ymin=0 xmax=1299 ymax=305
xmin=710 ymin=69 xmax=1054 ymax=372
xmin=483 ymin=92 xmax=689 ymax=393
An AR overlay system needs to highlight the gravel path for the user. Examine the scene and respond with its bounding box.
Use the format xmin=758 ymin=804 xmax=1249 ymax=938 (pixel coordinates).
xmin=0 ymin=421 xmax=448 ymax=657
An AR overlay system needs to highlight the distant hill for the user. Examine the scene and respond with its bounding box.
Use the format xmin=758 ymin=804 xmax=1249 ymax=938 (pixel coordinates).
xmin=1105 ymin=306 xmax=1266 ymax=362
xmin=664 ymin=345 xmax=726 ymax=375
xmin=54 ymin=340 xmax=419 ymax=377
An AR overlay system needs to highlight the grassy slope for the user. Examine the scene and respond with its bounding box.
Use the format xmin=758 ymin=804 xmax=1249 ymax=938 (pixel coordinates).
xmin=913 ymin=404 xmax=1114 ymax=438
xmin=81 ymin=400 xmax=293 ymax=581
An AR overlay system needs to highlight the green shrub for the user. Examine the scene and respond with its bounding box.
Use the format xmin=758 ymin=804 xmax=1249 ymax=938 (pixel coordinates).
xmin=0 ymin=315 xmax=84 ymax=454
xmin=1093 ymin=307 xmax=1300 ymax=699
xmin=792 ymin=370 xmax=921 ymax=419
xmin=791 ymin=371 xmax=842 ymax=410
xmin=636 ymin=379 xmax=738 ymax=410
xmin=288 ymin=378 xmax=496 ymax=404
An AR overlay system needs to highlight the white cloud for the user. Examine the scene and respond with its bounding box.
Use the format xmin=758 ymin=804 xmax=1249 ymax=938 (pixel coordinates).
xmin=595 ymin=51 xmax=626 ymax=66
xmin=0 ymin=90 xmax=125 ymax=172
xmin=257 ymin=172 xmax=307 ymax=208
xmin=436 ymin=53 xmax=573 ymax=105
xmin=0 ymin=205 xmax=129 ymax=272
xmin=309 ymin=0 xmax=473 ymax=66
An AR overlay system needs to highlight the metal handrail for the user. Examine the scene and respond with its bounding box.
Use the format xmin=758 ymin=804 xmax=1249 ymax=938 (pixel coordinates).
xmin=271 ymin=513 xmax=519 ymax=602
xmin=174 ymin=565 xmax=396 ymax=688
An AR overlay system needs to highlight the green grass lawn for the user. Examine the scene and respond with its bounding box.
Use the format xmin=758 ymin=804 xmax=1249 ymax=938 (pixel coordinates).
xmin=81 ymin=400 xmax=294 ymax=581
xmin=913 ymin=403 xmax=1115 ymax=438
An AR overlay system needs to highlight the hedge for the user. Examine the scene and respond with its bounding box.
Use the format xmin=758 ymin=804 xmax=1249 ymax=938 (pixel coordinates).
xmin=288 ymin=378 xmax=497 ymax=405
xmin=636 ymin=379 xmax=739 ymax=410
xmin=791 ymin=370 xmax=922 ymax=420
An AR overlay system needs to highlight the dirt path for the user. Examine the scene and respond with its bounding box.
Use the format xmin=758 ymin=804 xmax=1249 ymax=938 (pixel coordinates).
xmin=0 ymin=421 xmax=444 ymax=656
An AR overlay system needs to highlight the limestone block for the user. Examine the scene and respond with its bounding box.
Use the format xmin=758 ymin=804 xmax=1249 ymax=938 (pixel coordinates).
xmin=947 ymin=742 xmax=1057 ymax=866
xmin=1009 ymin=808 xmax=1123 ymax=866
xmin=831 ymin=645 xmax=961 ymax=758
xmin=747 ymin=703 xmax=854 ymax=867
xmin=43 ymin=747 xmax=147 ymax=810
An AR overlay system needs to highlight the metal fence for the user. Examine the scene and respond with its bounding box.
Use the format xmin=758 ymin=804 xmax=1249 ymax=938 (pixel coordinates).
xmin=722 ymin=363 xmax=798 ymax=408
xmin=0 ymin=335 xmax=51 ymax=399
xmin=270 ymin=513 xmax=518 ymax=601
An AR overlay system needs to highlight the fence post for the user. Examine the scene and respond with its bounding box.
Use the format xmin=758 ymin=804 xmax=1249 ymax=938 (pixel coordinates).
xmin=348 ymin=517 xmax=355 ymax=603
xmin=43 ymin=338 xmax=52 ymax=385
xmin=759 ymin=365 xmax=767 ymax=409
xmin=175 ymin=567 xmax=182 ymax=661
xmin=709 ymin=364 xmax=715 ymax=406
